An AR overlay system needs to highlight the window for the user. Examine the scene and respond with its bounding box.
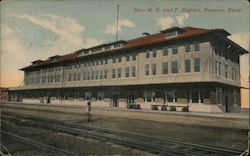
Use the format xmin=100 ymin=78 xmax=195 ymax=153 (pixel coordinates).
xmin=185 ymin=44 xmax=190 ymax=52
xmin=114 ymin=43 xmax=121 ymax=48
xmin=194 ymin=58 xmax=200 ymax=72
xmin=104 ymin=70 xmax=108 ymax=79
xmin=105 ymin=45 xmax=111 ymax=50
xmin=171 ymin=61 xmax=178 ymax=73
xmin=77 ymin=73 xmax=80 ymax=81
xmin=152 ymin=49 xmax=157 ymax=57
xmin=113 ymin=58 xmax=116 ymax=63
xmin=231 ymin=68 xmax=234 ymax=80
xmin=164 ymin=31 xmax=178 ymax=37
xmin=163 ymin=47 xmax=168 ymax=56
xmin=87 ymin=72 xmax=90 ymax=80
xmin=126 ymin=55 xmax=130 ymax=61
xmin=225 ymin=65 xmax=228 ymax=78
xmin=144 ymin=91 xmax=155 ymax=102
xmin=68 ymin=74 xmax=72 ymax=81
xmin=118 ymin=57 xmax=122 ymax=63
xmin=100 ymin=70 xmax=103 ymax=79
xmin=185 ymin=59 xmax=191 ymax=73
xmin=85 ymin=92 xmax=92 ymax=100
xmin=219 ymin=63 xmax=221 ymax=75
xmin=105 ymin=59 xmax=108 ymax=64
xmin=162 ymin=62 xmax=168 ymax=74
xmin=194 ymin=42 xmax=200 ymax=51
xmin=125 ymin=67 xmax=130 ymax=77
xmin=97 ymin=92 xmax=104 ymax=101
xmin=152 ymin=64 xmax=156 ymax=75
xmin=91 ymin=71 xmax=95 ymax=80
xmin=215 ymin=61 xmax=218 ymax=75
xmin=165 ymin=91 xmax=176 ymax=102
xmin=146 ymin=51 xmax=150 ymax=58
xmin=172 ymin=45 xmax=178 ymax=54
xmin=73 ymin=73 xmax=77 ymax=81
xmin=112 ymin=68 xmax=116 ymax=78
xmin=96 ymin=71 xmax=99 ymax=79
xmin=145 ymin=64 xmax=149 ymax=76
xmin=132 ymin=66 xmax=136 ymax=77
xmin=96 ymin=60 xmax=99 ymax=65
xmin=117 ymin=68 xmax=121 ymax=78
xmin=132 ymin=54 xmax=136 ymax=60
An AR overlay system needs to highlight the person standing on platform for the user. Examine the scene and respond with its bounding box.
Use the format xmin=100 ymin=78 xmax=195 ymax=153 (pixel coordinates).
xmin=86 ymin=101 xmax=92 ymax=122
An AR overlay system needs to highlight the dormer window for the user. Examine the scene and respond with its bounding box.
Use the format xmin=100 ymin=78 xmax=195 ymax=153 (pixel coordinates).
xmin=160 ymin=27 xmax=184 ymax=38
xmin=114 ymin=43 xmax=121 ymax=48
xmin=105 ymin=45 xmax=112 ymax=50
xmin=164 ymin=31 xmax=179 ymax=38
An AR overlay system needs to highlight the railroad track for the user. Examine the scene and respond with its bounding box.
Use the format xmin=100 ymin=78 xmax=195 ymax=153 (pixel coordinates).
xmin=1 ymin=130 xmax=77 ymax=156
xmin=2 ymin=113 xmax=243 ymax=156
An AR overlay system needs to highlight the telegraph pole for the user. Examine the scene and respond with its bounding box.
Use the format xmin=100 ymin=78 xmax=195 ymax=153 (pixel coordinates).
xmin=116 ymin=5 xmax=119 ymax=41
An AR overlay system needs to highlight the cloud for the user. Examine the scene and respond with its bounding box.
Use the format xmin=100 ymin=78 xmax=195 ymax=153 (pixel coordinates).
xmin=104 ymin=19 xmax=135 ymax=34
xmin=229 ymin=32 xmax=249 ymax=50
xmin=13 ymin=13 xmax=85 ymax=48
xmin=176 ymin=13 xmax=189 ymax=26
xmin=156 ymin=13 xmax=189 ymax=29
xmin=1 ymin=14 xmax=105 ymax=87
xmin=156 ymin=17 xmax=175 ymax=29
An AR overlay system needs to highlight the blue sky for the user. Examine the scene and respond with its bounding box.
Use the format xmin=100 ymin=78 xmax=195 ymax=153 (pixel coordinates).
xmin=1 ymin=0 xmax=249 ymax=87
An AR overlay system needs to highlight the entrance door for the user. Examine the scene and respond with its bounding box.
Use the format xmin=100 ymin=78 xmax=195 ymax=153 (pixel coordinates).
xmin=112 ymin=95 xmax=119 ymax=107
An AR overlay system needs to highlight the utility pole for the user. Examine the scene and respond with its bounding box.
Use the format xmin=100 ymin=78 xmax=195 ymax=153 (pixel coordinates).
xmin=115 ymin=5 xmax=119 ymax=41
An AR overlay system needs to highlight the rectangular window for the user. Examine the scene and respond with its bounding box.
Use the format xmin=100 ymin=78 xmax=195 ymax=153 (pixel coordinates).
xmin=215 ymin=61 xmax=218 ymax=75
xmin=105 ymin=45 xmax=111 ymax=50
xmin=96 ymin=71 xmax=99 ymax=79
xmin=91 ymin=71 xmax=94 ymax=80
xmin=125 ymin=67 xmax=130 ymax=77
xmin=145 ymin=64 xmax=149 ymax=76
xmin=118 ymin=57 xmax=122 ymax=63
xmin=112 ymin=68 xmax=116 ymax=78
xmin=105 ymin=59 xmax=108 ymax=64
xmin=171 ymin=61 xmax=178 ymax=73
xmin=97 ymin=92 xmax=104 ymax=101
xmin=185 ymin=59 xmax=191 ymax=72
xmin=117 ymin=68 xmax=121 ymax=78
xmin=219 ymin=62 xmax=221 ymax=75
xmin=113 ymin=58 xmax=116 ymax=63
xmin=163 ymin=47 xmax=168 ymax=56
xmin=146 ymin=51 xmax=150 ymax=58
xmin=225 ymin=65 xmax=228 ymax=78
xmin=152 ymin=64 xmax=156 ymax=75
xmin=172 ymin=45 xmax=178 ymax=54
xmin=194 ymin=42 xmax=200 ymax=51
xmin=152 ymin=49 xmax=157 ymax=57
xmin=132 ymin=54 xmax=136 ymax=60
xmin=185 ymin=44 xmax=190 ymax=52
xmin=68 ymin=74 xmax=72 ymax=81
xmin=144 ymin=91 xmax=155 ymax=102
xmin=132 ymin=66 xmax=136 ymax=77
xmin=231 ymin=68 xmax=234 ymax=80
xmin=85 ymin=92 xmax=92 ymax=100
xmin=162 ymin=62 xmax=168 ymax=74
xmin=194 ymin=58 xmax=200 ymax=72
xmin=77 ymin=73 xmax=80 ymax=81
xmin=104 ymin=70 xmax=108 ymax=79
xmin=126 ymin=55 xmax=130 ymax=61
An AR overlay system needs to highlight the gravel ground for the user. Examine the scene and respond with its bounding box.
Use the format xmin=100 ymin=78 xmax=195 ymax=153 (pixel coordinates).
xmin=2 ymin=119 xmax=156 ymax=156
xmin=1 ymin=103 xmax=248 ymax=153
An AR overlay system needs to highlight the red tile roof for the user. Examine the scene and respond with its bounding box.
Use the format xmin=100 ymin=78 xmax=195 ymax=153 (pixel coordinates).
xmin=20 ymin=26 xmax=247 ymax=71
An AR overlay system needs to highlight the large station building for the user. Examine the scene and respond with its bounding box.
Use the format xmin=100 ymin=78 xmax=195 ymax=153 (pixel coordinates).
xmin=9 ymin=26 xmax=248 ymax=112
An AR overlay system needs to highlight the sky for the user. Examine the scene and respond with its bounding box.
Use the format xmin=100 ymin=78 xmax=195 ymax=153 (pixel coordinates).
xmin=0 ymin=0 xmax=249 ymax=88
